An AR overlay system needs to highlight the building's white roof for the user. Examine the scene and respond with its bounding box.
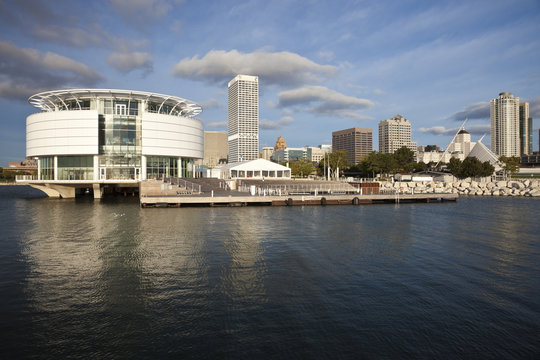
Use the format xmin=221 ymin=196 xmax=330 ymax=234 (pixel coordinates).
xmin=467 ymin=140 xmax=502 ymax=171
xmin=219 ymin=158 xmax=290 ymax=171
xmin=28 ymin=88 xmax=202 ymax=117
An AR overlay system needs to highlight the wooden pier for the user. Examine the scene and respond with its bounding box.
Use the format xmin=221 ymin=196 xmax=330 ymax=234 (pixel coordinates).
xmin=140 ymin=193 xmax=458 ymax=208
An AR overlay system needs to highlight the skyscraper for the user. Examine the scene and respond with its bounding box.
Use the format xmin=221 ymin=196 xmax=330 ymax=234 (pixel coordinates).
xmin=332 ymin=128 xmax=373 ymax=165
xmin=228 ymin=75 xmax=259 ymax=163
xmin=490 ymin=92 xmax=520 ymax=157
xmin=378 ymin=114 xmax=417 ymax=156
xmin=519 ymin=102 xmax=533 ymax=155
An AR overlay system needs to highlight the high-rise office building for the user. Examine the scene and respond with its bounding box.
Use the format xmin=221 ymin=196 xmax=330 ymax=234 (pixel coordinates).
xmin=228 ymin=75 xmax=259 ymax=163
xmin=519 ymin=102 xmax=533 ymax=155
xmin=490 ymin=92 xmax=520 ymax=157
xmin=378 ymin=114 xmax=417 ymax=156
xmin=332 ymin=128 xmax=373 ymax=165
xmin=202 ymin=131 xmax=228 ymax=167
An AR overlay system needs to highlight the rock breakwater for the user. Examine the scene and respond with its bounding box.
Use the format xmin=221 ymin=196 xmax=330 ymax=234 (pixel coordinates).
xmin=379 ymin=179 xmax=540 ymax=197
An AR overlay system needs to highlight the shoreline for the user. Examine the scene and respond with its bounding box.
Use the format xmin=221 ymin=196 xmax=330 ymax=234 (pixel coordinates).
xmin=381 ymin=178 xmax=540 ymax=197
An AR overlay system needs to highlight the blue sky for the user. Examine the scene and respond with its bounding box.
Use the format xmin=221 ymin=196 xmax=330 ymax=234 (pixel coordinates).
xmin=1 ymin=0 xmax=539 ymax=165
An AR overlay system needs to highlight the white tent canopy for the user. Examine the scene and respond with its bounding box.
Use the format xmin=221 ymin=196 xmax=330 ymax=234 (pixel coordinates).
xmin=219 ymin=159 xmax=291 ymax=179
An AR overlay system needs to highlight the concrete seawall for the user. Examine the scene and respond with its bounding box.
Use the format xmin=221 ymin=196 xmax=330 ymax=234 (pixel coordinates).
xmin=381 ymin=179 xmax=540 ymax=197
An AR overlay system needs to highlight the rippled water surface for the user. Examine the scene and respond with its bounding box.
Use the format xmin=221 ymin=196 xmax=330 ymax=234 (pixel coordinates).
xmin=1 ymin=186 xmax=539 ymax=359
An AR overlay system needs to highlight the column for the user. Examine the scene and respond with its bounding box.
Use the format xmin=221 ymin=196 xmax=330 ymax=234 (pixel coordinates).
xmin=54 ymin=156 xmax=58 ymax=180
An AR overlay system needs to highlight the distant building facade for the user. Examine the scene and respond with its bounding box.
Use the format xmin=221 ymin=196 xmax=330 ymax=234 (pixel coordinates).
xmin=305 ymin=146 xmax=326 ymax=164
xmin=378 ymin=114 xmax=417 ymax=156
xmin=490 ymin=92 xmax=520 ymax=157
xmin=228 ymin=75 xmax=259 ymax=162
xmin=202 ymin=131 xmax=227 ymax=167
xmin=274 ymin=136 xmax=287 ymax=151
xmin=519 ymin=102 xmax=533 ymax=155
xmin=332 ymin=128 xmax=373 ymax=165
xmin=261 ymin=147 xmax=274 ymax=160
xmin=271 ymin=147 xmax=307 ymax=163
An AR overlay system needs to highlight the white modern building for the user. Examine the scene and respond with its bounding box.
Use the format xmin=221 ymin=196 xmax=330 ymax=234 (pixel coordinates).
xmin=378 ymin=114 xmax=417 ymax=156
xmin=20 ymin=88 xmax=204 ymax=198
xmin=228 ymin=75 xmax=259 ymax=163
xmin=490 ymin=92 xmax=520 ymax=157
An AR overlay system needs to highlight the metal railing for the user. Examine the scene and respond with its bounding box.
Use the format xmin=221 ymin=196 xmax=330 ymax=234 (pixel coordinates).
xmin=15 ymin=175 xmax=38 ymax=181
xmin=237 ymin=182 xmax=361 ymax=195
xmin=164 ymin=177 xmax=202 ymax=194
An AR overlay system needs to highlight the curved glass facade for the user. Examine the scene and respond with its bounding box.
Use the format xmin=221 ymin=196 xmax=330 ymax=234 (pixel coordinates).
xmin=27 ymin=89 xmax=203 ymax=183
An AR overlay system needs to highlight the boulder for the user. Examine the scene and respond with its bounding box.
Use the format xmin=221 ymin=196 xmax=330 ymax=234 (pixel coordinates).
xmin=530 ymin=189 xmax=540 ymax=197
xmin=497 ymin=181 xmax=507 ymax=188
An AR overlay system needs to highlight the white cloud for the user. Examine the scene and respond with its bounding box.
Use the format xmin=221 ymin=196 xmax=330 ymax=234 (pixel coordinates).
xmin=260 ymin=116 xmax=294 ymax=130
xmin=207 ymin=121 xmax=227 ymax=128
xmin=0 ymin=41 xmax=104 ymax=99
xmin=317 ymin=51 xmax=334 ymax=62
xmin=199 ymin=98 xmax=222 ymax=109
xmin=110 ymin=0 xmax=173 ymax=29
xmin=107 ymin=52 xmax=153 ymax=74
xmin=171 ymin=49 xmax=337 ymax=87
xmin=276 ymin=85 xmax=373 ymax=120
xmin=419 ymin=124 xmax=490 ymax=136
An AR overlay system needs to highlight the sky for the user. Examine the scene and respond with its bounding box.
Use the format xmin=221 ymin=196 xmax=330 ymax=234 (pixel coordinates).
xmin=1 ymin=0 xmax=539 ymax=165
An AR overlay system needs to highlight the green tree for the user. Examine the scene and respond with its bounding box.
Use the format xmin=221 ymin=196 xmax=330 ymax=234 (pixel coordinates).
xmin=328 ymin=150 xmax=349 ymax=179
xmin=413 ymin=161 xmax=427 ymax=173
xmin=289 ymin=158 xmax=315 ymax=178
xmin=394 ymin=146 xmax=415 ymax=173
xmin=377 ymin=153 xmax=398 ymax=176
xmin=479 ymin=161 xmax=495 ymax=177
xmin=447 ymin=157 xmax=462 ymax=177
xmin=447 ymin=157 xmax=495 ymax=179
xmin=298 ymin=158 xmax=314 ymax=177
xmin=460 ymin=157 xmax=484 ymax=179
xmin=499 ymin=156 xmax=520 ymax=177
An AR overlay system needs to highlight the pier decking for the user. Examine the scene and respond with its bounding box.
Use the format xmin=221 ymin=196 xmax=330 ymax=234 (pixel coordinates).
xmin=139 ymin=178 xmax=457 ymax=207
xmin=140 ymin=193 xmax=458 ymax=208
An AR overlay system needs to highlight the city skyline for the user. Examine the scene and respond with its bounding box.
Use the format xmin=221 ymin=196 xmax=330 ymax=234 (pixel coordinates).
xmin=1 ymin=0 xmax=539 ymax=165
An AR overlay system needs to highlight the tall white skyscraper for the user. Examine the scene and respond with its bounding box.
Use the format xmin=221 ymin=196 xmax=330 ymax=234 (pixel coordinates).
xmin=228 ymin=75 xmax=259 ymax=163
xmin=490 ymin=92 xmax=520 ymax=157
xmin=378 ymin=114 xmax=417 ymax=156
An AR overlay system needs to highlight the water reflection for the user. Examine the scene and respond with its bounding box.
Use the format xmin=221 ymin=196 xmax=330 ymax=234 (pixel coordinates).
xmin=3 ymin=188 xmax=538 ymax=359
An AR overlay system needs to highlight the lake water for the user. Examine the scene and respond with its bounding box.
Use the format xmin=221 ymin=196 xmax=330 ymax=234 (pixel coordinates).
xmin=0 ymin=186 xmax=539 ymax=359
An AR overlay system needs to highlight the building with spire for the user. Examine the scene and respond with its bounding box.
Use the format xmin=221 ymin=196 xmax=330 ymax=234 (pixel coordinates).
xmin=274 ymin=136 xmax=287 ymax=151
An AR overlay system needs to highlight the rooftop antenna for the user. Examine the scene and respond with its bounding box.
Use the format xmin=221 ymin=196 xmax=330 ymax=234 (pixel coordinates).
xmin=434 ymin=118 xmax=467 ymax=169
xmin=478 ymin=134 xmax=486 ymax=142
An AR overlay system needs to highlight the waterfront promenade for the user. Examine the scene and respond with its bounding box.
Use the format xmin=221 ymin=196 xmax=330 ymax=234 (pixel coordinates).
xmin=139 ymin=179 xmax=457 ymax=207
